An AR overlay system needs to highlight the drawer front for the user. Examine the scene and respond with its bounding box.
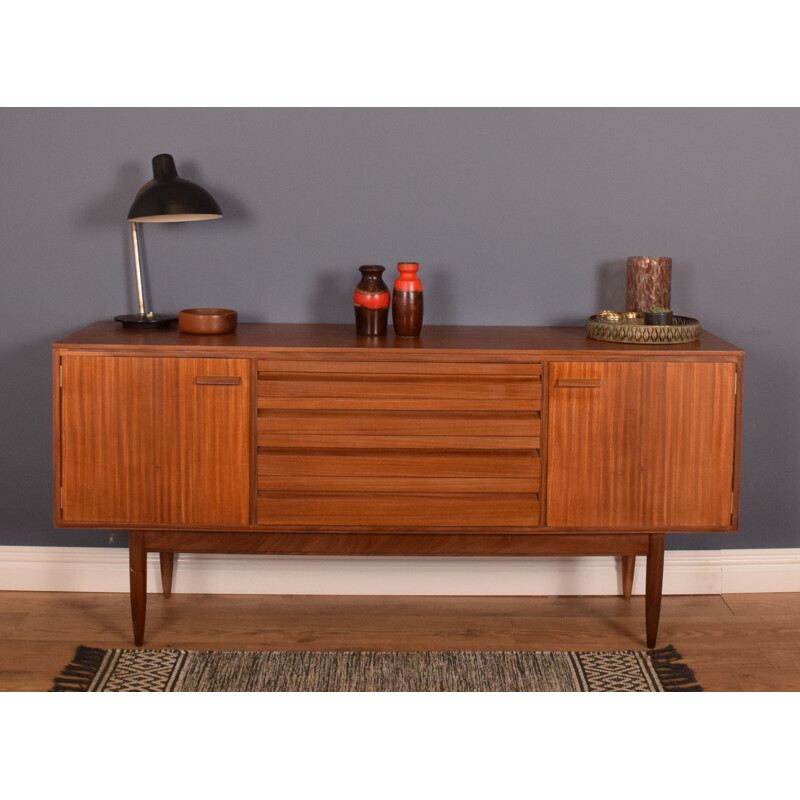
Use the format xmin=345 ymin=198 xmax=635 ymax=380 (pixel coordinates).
xmin=257 ymin=359 xmax=541 ymax=413
xmin=257 ymin=492 xmax=540 ymax=528
xmin=258 ymin=410 xmax=540 ymax=450
xmin=256 ymin=359 xmax=542 ymax=530
xmin=257 ymin=374 xmax=541 ymax=411
xmin=257 ymin=450 xmax=541 ymax=494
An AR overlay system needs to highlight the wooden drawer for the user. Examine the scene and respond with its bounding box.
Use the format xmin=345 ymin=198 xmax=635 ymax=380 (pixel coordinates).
xmin=257 ymin=449 xmax=539 ymax=480
xmin=257 ymin=492 xmax=540 ymax=528
xmin=257 ymin=410 xmax=540 ymax=450
xmin=257 ymin=361 xmax=542 ymax=412
xmin=257 ymin=376 xmax=540 ymax=411
xmin=257 ymin=449 xmax=540 ymax=494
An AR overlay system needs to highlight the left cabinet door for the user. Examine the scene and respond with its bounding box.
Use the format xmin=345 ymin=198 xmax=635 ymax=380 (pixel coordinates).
xmin=58 ymin=355 xmax=251 ymax=527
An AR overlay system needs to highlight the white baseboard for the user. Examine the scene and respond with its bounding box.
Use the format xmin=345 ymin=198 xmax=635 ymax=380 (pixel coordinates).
xmin=1 ymin=546 xmax=799 ymax=595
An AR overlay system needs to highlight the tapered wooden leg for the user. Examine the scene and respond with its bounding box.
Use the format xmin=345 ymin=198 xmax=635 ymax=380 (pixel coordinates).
xmin=645 ymin=533 xmax=665 ymax=649
xmin=159 ymin=552 xmax=175 ymax=599
xmin=621 ymin=555 xmax=635 ymax=600
xmin=129 ymin=531 xmax=147 ymax=647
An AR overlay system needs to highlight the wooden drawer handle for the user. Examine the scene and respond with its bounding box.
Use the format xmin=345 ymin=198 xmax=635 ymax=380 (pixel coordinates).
xmin=555 ymin=378 xmax=602 ymax=388
xmin=194 ymin=376 xmax=242 ymax=386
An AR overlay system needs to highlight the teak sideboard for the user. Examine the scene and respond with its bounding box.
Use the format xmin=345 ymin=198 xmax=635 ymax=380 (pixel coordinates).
xmin=52 ymin=322 xmax=744 ymax=647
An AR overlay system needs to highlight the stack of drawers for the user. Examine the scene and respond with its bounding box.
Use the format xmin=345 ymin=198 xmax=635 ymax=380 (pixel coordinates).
xmin=256 ymin=358 xmax=542 ymax=529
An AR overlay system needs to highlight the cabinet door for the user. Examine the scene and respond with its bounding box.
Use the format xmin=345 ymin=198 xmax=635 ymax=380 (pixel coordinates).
xmin=59 ymin=355 xmax=251 ymax=527
xmin=547 ymin=361 xmax=737 ymax=530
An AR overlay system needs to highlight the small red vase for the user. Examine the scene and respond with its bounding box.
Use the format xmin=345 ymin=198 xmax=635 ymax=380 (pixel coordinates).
xmin=353 ymin=265 xmax=390 ymax=336
xmin=391 ymin=262 xmax=423 ymax=337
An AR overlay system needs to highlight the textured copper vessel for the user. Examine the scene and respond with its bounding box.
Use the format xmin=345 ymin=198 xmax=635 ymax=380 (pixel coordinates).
xmin=626 ymin=257 xmax=671 ymax=313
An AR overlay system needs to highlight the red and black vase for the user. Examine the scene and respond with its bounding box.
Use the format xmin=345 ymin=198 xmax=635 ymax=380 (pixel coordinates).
xmin=353 ymin=265 xmax=390 ymax=336
xmin=391 ymin=262 xmax=423 ymax=337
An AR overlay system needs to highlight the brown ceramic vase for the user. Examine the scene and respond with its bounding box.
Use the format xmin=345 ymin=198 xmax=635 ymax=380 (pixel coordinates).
xmin=391 ymin=262 xmax=423 ymax=337
xmin=353 ymin=265 xmax=390 ymax=336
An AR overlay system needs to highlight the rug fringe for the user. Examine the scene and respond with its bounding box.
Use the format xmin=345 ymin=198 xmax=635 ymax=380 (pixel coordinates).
xmin=51 ymin=645 xmax=107 ymax=692
xmin=648 ymin=644 xmax=703 ymax=691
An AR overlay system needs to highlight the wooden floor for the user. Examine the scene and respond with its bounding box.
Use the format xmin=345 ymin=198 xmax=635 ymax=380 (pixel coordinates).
xmin=1 ymin=590 xmax=798 ymax=691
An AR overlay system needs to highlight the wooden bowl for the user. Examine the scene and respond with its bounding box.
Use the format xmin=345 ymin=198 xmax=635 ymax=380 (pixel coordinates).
xmin=178 ymin=308 xmax=238 ymax=335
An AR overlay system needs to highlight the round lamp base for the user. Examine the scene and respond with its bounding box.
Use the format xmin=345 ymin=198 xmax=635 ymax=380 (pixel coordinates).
xmin=114 ymin=313 xmax=177 ymax=329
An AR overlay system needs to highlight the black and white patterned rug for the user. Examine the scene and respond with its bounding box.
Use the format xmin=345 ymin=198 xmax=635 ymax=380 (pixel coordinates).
xmin=52 ymin=645 xmax=701 ymax=692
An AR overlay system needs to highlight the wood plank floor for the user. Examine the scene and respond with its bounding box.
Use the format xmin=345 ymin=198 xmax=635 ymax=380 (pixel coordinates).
xmin=1 ymin=590 xmax=798 ymax=691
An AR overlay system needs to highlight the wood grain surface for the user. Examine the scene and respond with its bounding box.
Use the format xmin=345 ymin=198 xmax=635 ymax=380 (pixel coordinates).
xmin=58 ymin=355 xmax=250 ymax=527
xmin=546 ymin=361 xmax=737 ymax=530
xmin=55 ymin=321 xmax=743 ymax=355
xmin=3 ymin=591 xmax=797 ymax=692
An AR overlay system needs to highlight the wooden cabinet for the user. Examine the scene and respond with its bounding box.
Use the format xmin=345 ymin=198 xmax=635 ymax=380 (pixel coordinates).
xmin=52 ymin=323 xmax=744 ymax=647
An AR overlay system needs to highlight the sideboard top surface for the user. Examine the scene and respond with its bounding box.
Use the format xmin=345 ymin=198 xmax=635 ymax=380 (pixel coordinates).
xmin=54 ymin=321 xmax=744 ymax=356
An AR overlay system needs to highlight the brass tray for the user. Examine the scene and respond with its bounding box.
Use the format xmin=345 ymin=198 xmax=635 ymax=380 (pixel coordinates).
xmin=586 ymin=315 xmax=702 ymax=344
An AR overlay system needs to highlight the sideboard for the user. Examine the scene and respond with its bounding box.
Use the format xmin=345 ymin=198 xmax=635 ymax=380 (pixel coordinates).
xmin=53 ymin=322 xmax=744 ymax=646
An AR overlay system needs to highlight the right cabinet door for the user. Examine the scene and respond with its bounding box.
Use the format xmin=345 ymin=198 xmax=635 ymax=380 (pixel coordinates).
xmin=546 ymin=360 xmax=737 ymax=530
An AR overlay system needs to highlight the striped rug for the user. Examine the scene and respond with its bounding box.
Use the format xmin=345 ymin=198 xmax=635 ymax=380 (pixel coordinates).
xmin=52 ymin=645 xmax=701 ymax=692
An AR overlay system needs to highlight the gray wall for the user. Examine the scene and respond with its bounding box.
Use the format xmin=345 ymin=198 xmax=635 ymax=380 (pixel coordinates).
xmin=1 ymin=108 xmax=796 ymax=550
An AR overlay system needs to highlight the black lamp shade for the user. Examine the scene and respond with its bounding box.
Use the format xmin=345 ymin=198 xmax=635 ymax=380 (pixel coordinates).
xmin=127 ymin=154 xmax=223 ymax=223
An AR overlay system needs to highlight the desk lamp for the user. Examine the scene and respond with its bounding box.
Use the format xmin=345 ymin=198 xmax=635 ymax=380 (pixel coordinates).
xmin=115 ymin=153 xmax=223 ymax=328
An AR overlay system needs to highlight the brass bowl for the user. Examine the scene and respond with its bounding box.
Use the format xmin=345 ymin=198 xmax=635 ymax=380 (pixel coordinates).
xmin=586 ymin=314 xmax=701 ymax=344
xmin=178 ymin=308 xmax=238 ymax=335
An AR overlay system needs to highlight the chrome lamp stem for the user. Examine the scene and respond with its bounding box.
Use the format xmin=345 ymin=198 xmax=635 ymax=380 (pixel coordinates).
xmin=130 ymin=221 xmax=147 ymax=318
